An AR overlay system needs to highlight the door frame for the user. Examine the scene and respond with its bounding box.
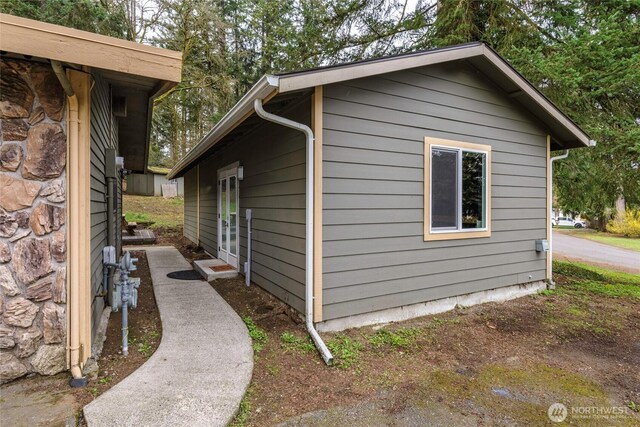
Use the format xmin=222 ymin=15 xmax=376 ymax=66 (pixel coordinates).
xmin=217 ymin=162 xmax=240 ymax=267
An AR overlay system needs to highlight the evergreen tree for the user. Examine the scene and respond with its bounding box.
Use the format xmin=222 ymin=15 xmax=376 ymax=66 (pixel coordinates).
xmin=5 ymin=0 xmax=637 ymax=220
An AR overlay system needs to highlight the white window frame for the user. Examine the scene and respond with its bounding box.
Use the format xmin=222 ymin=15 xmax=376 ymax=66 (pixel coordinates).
xmin=217 ymin=162 xmax=240 ymax=266
xmin=424 ymin=137 xmax=492 ymax=241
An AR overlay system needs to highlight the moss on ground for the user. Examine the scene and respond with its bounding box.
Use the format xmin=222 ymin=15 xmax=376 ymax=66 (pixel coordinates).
xmin=417 ymin=363 xmax=624 ymax=426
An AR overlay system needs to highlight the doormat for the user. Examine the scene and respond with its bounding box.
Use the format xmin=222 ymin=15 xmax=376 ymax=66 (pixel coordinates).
xmin=167 ymin=270 xmax=203 ymax=280
xmin=212 ymin=264 xmax=235 ymax=272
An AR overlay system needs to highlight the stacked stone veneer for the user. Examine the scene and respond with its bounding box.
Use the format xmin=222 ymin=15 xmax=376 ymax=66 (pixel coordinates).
xmin=0 ymin=58 xmax=68 ymax=383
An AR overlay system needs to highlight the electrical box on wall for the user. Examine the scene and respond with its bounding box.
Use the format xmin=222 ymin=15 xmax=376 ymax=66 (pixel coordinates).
xmin=106 ymin=148 xmax=117 ymax=179
xmin=103 ymin=246 xmax=116 ymax=265
xmin=535 ymin=239 xmax=549 ymax=252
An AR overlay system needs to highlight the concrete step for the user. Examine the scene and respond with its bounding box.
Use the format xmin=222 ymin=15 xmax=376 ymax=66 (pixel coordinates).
xmin=193 ymin=259 xmax=238 ymax=281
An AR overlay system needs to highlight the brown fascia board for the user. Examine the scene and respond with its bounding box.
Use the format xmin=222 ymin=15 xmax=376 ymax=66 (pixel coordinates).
xmin=277 ymin=43 xmax=592 ymax=148
xmin=169 ymin=42 xmax=593 ymax=178
xmin=0 ymin=13 xmax=182 ymax=83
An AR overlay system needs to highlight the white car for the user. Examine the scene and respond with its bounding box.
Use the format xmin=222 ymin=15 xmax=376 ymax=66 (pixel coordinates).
xmin=553 ymin=217 xmax=586 ymax=228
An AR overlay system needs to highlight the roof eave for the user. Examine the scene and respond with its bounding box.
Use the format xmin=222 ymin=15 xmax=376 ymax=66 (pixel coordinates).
xmin=277 ymin=43 xmax=484 ymax=93
xmin=276 ymin=43 xmax=591 ymax=148
xmin=169 ymin=42 xmax=593 ymax=177
xmin=167 ymin=75 xmax=279 ymax=179
xmin=477 ymin=45 xmax=592 ymax=148
xmin=0 ymin=13 xmax=182 ymax=83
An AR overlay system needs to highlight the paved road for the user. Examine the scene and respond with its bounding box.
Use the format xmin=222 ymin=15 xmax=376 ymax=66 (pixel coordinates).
xmin=553 ymin=231 xmax=640 ymax=273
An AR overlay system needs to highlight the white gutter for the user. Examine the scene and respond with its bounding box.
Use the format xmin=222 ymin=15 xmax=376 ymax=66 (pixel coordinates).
xmin=167 ymin=75 xmax=279 ymax=179
xmin=253 ymin=98 xmax=334 ymax=365
xmin=549 ymin=150 xmax=569 ymax=285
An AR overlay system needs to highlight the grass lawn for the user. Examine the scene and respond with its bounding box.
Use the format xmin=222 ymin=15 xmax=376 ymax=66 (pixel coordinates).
xmin=559 ymin=228 xmax=640 ymax=252
xmin=203 ymin=259 xmax=640 ymax=426
xmin=123 ymin=194 xmax=183 ymax=228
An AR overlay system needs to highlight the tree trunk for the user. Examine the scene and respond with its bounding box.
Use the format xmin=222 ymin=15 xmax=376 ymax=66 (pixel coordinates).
xmin=615 ymin=194 xmax=626 ymax=220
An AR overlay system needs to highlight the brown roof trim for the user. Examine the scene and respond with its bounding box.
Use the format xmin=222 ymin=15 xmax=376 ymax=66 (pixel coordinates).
xmin=169 ymin=43 xmax=593 ymax=178
xmin=276 ymin=43 xmax=591 ymax=148
xmin=0 ymin=13 xmax=181 ymax=82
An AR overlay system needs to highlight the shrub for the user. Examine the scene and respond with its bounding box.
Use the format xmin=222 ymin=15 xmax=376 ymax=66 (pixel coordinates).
xmin=606 ymin=210 xmax=640 ymax=237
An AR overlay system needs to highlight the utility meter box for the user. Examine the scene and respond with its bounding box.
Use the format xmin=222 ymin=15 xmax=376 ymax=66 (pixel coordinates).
xmin=535 ymin=239 xmax=549 ymax=252
xmin=105 ymin=149 xmax=118 ymax=179
xmin=103 ymin=246 xmax=116 ymax=265
xmin=111 ymin=277 xmax=140 ymax=311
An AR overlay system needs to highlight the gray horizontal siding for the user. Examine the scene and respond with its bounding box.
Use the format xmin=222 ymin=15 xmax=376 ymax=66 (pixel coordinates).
xmin=183 ymin=167 xmax=198 ymax=243
xmin=89 ymin=71 xmax=119 ymax=340
xmin=183 ymin=98 xmax=311 ymax=313
xmin=322 ymin=61 xmax=548 ymax=321
xmin=126 ymin=173 xmax=155 ymax=196
xmin=199 ymin=170 xmax=217 ymax=255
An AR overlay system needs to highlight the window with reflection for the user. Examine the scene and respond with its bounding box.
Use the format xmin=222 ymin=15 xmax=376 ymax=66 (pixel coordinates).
xmin=425 ymin=138 xmax=491 ymax=240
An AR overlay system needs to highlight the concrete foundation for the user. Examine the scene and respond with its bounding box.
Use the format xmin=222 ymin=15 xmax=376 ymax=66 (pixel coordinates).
xmin=316 ymin=280 xmax=548 ymax=333
xmin=90 ymin=307 xmax=111 ymax=359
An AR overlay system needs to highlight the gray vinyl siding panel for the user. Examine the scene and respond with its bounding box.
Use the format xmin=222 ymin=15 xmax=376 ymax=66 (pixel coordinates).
xmin=89 ymin=71 xmax=119 ymax=340
xmin=126 ymin=173 xmax=155 ymax=195
xmin=322 ymin=61 xmax=548 ymax=320
xmin=199 ymin=164 xmax=217 ymax=255
xmin=183 ymin=167 xmax=198 ymax=243
xmin=185 ymin=99 xmax=310 ymax=313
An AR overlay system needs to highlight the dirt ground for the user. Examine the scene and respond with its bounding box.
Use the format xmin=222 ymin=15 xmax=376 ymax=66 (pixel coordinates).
xmin=157 ymin=228 xmax=210 ymax=263
xmin=0 ymin=251 xmax=161 ymax=426
xmin=2 ymin=218 xmax=638 ymax=426
xmin=172 ymin=233 xmax=639 ymax=427
xmin=75 ymin=250 xmax=162 ymax=406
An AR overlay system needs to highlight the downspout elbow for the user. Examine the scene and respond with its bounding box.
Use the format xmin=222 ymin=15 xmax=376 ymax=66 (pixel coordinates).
xmin=550 ymin=150 xmax=569 ymax=162
xmin=51 ymin=61 xmax=75 ymax=98
xmin=254 ymin=98 xmax=333 ymax=365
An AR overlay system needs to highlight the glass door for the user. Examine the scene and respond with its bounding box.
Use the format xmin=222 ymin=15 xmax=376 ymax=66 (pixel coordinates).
xmin=218 ymin=168 xmax=238 ymax=268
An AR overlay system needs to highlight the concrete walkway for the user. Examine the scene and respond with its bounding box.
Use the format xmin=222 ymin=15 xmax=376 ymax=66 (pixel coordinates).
xmin=84 ymin=246 xmax=253 ymax=427
xmin=553 ymin=231 xmax=640 ymax=273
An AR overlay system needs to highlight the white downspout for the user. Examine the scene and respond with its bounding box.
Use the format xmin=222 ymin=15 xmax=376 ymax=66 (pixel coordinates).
xmin=253 ymin=99 xmax=333 ymax=365
xmin=549 ymin=150 xmax=569 ymax=285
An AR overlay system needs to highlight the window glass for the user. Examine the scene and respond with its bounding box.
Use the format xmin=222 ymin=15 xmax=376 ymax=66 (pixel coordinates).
xmin=221 ymin=178 xmax=227 ymax=249
xmin=229 ymin=213 xmax=237 ymax=255
xmin=229 ymin=176 xmax=237 ymax=214
xmin=425 ymin=138 xmax=490 ymax=240
xmin=462 ymin=151 xmax=486 ymax=229
xmin=431 ymin=148 xmax=458 ymax=229
xmin=229 ymin=176 xmax=237 ymax=255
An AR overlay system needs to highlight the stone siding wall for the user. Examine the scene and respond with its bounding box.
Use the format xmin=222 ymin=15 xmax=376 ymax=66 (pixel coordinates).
xmin=0 ymin=58 xmax=68 ymax=383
